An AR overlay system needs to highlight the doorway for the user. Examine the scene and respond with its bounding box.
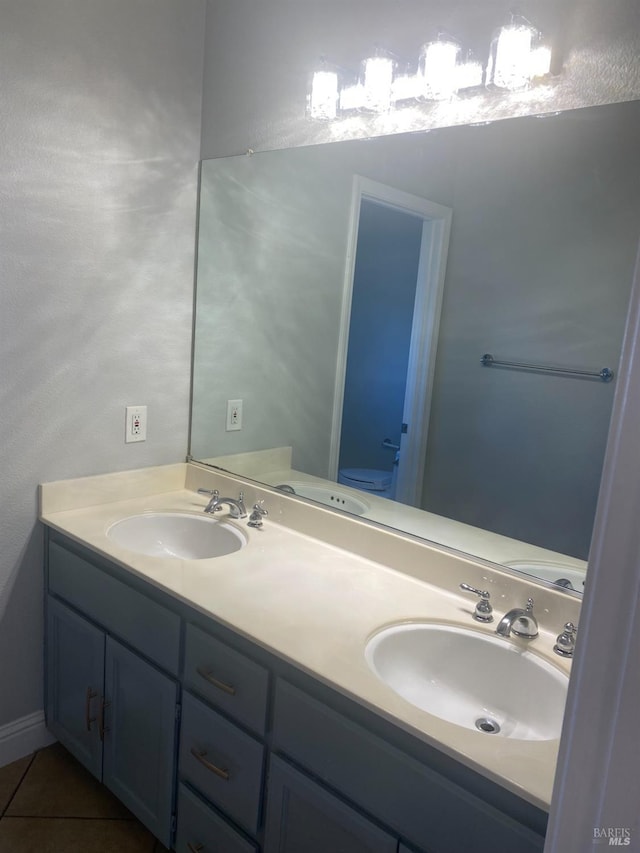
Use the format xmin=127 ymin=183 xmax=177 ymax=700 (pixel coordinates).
xmin=329 ymin=177 xmax=452 ymax=507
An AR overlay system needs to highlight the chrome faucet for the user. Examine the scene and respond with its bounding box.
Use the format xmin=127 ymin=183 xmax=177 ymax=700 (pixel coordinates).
xmin=198 ymin=489 xmax=247 ymax=518
xmin=496 ymin=598 xmax=538 ymax=639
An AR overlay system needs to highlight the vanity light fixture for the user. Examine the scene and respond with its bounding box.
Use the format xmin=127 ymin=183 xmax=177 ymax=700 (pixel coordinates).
xmin=308 ymin=14 xmax=553 ymax=120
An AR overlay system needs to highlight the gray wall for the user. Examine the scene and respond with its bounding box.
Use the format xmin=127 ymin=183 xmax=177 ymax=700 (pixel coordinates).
xmin=0 ymin=0 xmax=205 ymax=729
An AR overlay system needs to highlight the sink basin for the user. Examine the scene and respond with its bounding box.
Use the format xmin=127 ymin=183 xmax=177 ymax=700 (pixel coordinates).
xmin=279 ymin=482 xmax=368 ymax=515
xmin=107 ymin=512 xmax=246 ymax=559
xmin=505 ymin=560 xmax=586 ymax=591
xmin=365 ymin=623 xmax=568 ymax=741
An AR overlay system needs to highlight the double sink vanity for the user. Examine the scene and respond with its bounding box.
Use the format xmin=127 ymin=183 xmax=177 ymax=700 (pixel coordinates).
xmin=40 ymin=461 xmax=579 ymax=853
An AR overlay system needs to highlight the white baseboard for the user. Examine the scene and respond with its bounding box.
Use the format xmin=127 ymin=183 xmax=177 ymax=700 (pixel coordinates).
xmin=0 ymin=711 xmax=57 ymax=768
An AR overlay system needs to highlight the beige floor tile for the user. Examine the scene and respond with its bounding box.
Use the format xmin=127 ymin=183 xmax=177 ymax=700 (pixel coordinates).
xmin=0 ymin=817 xmax=156 ymax=853
xmin=0 ymin=754 xmax=33 ymax=814
xmin=6 ymin=743 xmax=131 ymax=819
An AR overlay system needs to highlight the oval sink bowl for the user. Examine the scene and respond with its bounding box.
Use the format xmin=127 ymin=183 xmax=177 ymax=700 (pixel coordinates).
xmin=365 ymin=623 xmax=568 ymax=741
xmin=505 ymin=560 xmax=586 ymax=591
xmin=279 ymin=482 xmax=368 ymax=515
xmin=107 ymin=512 xmax=246 ymax=560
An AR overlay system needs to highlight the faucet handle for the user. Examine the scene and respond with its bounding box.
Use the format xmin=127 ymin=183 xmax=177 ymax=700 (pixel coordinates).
xmin=248 ymin=502 xmax=268 ymax=529
xmin=459 ymin=583 xmax=493 ymax=623
xmin=198 ymin=488 xmax=222 ymax=512
xmin=554 ymin=622 xmax=577 ymax=657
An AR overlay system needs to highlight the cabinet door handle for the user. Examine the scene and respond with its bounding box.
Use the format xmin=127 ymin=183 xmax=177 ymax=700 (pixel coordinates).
xmin=98 ymin=698 xmax=111 ymax=742
xmin=196 ymin=666 xmax=236 ymax=696
xmin=190 ymin=747 xmax=230 ymax=781
xmin=187 ymin=844 xmax=204 ymax=853
xmin=85 ymin=688 xmax=98 ymax=732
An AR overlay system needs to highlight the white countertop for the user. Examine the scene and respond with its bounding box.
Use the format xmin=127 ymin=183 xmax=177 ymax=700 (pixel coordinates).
xmin=40 ymin=462 xmax=580 ymax=812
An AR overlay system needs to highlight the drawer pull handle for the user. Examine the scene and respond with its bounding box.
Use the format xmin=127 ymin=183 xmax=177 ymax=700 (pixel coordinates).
xmin=187 ymin=844 xmax=204 ymax=853
xmin=98 ymin=698 xmax=111 ymax=742
xmin=196 ymin=666 xmax=236 ymax=696
xmin=85 ymin=687 xmax=98 ymax=731
xmin=190 ymin=747 xmax=230 ymax=781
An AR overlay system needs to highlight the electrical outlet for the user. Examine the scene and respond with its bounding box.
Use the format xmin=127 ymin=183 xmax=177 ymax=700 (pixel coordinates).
xmin=226 ymin=399 xmax=243 ymax=431
xmin=125 ymin=405 xmax=147 ymax=443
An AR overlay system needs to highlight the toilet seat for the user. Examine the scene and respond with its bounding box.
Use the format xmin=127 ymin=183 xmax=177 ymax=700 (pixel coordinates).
xmin=338 ymin=468 xmax=392 ymax=492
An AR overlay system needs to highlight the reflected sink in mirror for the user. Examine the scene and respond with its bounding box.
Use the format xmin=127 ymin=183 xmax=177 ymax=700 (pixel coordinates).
xmin=107 ymin=512 xmax=247 ymax=559
xmin=365 ymin=623 xmax=568 ymax=741
xmin=505 ymin=561 xmax=586 ymax=592
xmin=278 ymin=482 xmax=368 ymax=516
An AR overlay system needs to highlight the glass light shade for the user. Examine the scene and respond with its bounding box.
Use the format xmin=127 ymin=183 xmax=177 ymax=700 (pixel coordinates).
xmin=362 ymin=55 xmax=394 ymax=112
xmin=308 ymin=70 xmax=338 ymax=120
xmin=488 ymin=24 xmax=534 ymax=90
xmin=420 ymin=39 xmax=460 ymax=100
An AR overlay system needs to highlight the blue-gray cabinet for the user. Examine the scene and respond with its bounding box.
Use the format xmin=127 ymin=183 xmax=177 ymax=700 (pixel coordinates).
xmin=44 ymin=529 xmax=547 ymax=853
xmin=175 ymin=783 xmax=258 ymax=853
xmin=264 ymin=755 xmax=397 ymax=853
xmin=45 ymin=595 xmax=178 ymax=847
xmin=46 ymin=596 xmax=104 ymax=779
xmin=102 ymin=638 xmax=178 ymax=843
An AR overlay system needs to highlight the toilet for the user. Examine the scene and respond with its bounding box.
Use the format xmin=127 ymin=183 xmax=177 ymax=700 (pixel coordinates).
xmin=338 ymin=466 xmax=396 ymax=500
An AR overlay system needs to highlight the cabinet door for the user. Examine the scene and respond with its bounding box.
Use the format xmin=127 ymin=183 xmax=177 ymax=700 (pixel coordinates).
xmin=46 ymin=596 xmax=104 ymax=780
xmin=264 ymin=756 xmax=397 ymax=853
xmin=103 ymin=637 xmax=178 ymax=849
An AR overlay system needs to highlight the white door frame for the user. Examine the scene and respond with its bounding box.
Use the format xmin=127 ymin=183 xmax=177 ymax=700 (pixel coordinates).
xmin=329 ymin=176 xmax=452 ymax=506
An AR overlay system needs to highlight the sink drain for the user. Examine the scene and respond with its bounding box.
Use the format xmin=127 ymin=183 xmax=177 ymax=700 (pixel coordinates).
xmin=475 ymin=717 xmax=501 ymax=734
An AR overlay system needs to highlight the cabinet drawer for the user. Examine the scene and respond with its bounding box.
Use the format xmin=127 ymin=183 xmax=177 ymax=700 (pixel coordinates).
xmin=176 ymin=783 xmax=258 ymax=853
xmin=273 ymin=680 xmax=545 ymax=853
xmin=184 ymin=623 xmax=269 ymax=735
xmin=179 ymin=692 xmax=264 ymax=836
xmin=48 ymin=541 xmax=180 ymax=676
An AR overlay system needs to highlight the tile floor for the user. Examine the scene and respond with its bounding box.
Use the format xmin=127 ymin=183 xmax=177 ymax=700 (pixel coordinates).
xmin=0 ymin=742 xmax=170 ymax=852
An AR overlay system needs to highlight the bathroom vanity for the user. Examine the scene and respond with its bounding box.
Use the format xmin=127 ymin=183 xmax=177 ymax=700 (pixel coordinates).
xmin=40 ymin=463 xmax=579 ymax=853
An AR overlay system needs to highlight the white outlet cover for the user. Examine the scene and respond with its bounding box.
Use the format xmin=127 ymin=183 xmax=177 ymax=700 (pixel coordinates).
xmin=125 ymin=405 xmax=147 ymax=443
xmin=226 ymin=399 xmax=242 ymax=431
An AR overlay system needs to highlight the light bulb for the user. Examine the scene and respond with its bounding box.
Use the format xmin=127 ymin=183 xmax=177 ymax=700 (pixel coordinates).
xmin=339 ymin=83 xmax=365 ymax=112
xmin=391 ymin=71 xmax=422 ymax=104
xmin=529 ymin=44 xmax=552 ymax=78
xmin=456 ymin=59 xmax=484 ymax=91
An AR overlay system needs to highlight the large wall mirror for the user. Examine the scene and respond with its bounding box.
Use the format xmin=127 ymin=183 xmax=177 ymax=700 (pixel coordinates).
xmin=190 ymin=99 xmax=640 ymax=594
